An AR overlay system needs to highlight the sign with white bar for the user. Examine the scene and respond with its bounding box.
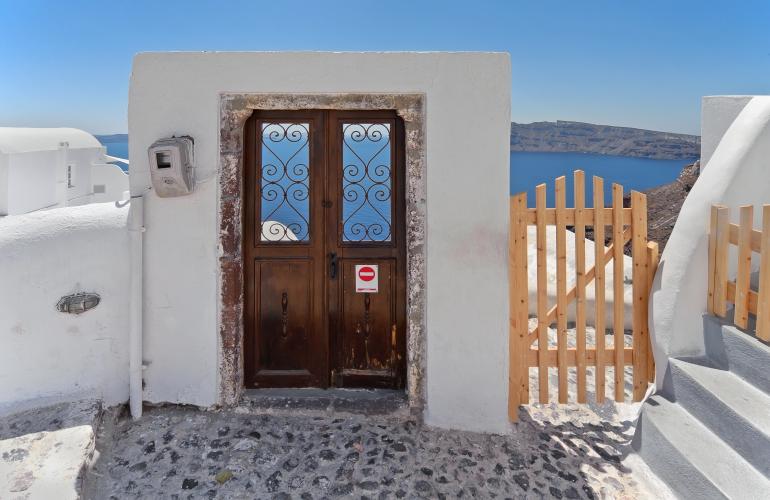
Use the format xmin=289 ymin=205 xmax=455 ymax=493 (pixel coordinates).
xmin=355 ymin=265 xmax=379 ymax=293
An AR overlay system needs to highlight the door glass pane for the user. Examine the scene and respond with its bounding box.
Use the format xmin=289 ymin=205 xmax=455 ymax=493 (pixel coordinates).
xmin=260 ymin=122 xmax=310 ymax=242
xmin=341 ymin=123 xmax=392 ymax=242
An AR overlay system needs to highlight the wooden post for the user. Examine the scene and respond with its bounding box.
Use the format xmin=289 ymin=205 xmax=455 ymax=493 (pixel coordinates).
xmin=757 ymin=205 xmax=770 ymax=341
xmin=612 ymin=184 xmax=625 ymax=402
xmin=713 ymin=206 xmax=729 ymax=318
xmin=707 ymin=205 xmax=719 ymax=314
xmin=735 ymin=205 xmax=754 ymax=329
xmin=535 ymin=184 xmax=549 ymax=403
xmin=509 ymin=193 xmax=529 ymax=421
xmin=574 ymin=171 xmax=587 ymax=403
xmin=555 ymin=176 xmax=568 ymax=403
xmin=593 ymin=176 xmax=606 ymax=403
xmin=631 ymin=191 xmax=649 ymax=401
xmin=646 ymin=241 xmax=659 ymax=383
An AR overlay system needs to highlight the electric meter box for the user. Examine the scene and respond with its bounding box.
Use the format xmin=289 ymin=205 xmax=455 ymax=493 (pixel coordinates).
xmin=148 ymin=136 xmax=195 ymax=197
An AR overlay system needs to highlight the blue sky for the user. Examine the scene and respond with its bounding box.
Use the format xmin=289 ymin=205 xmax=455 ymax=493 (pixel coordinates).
xmin=1 ymin=0 xmax=768 ymax=135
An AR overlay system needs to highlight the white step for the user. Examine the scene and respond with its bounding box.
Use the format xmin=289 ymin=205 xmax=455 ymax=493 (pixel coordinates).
xmin=703 ymin=314 xmax=770 ymax=395
xmin=670 ymin=357 xmax=770 ymax=477
xmin=633 ymin=394 xmax=770 ymax=499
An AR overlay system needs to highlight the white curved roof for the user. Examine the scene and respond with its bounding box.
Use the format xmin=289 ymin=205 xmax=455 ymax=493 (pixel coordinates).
xmin=0 ymin=127 xmax=102 ymax=154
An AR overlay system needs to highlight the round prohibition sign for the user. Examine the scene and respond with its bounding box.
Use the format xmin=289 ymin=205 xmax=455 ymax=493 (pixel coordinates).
xmin=357 ymin=266 xmax=376 ymax=282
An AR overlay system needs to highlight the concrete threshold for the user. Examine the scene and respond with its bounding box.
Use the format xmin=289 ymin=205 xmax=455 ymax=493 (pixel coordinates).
xmin=238 ymin=388 xmax=409 ymax=417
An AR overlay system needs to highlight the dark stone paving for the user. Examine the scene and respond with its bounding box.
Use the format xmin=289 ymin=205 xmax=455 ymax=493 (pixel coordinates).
xmin=86 ymin=400 xmax=663 ymax=499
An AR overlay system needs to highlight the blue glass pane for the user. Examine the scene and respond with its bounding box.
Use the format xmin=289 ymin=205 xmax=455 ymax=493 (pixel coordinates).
xmin=341 ymin=123 xmax=392 ymax=242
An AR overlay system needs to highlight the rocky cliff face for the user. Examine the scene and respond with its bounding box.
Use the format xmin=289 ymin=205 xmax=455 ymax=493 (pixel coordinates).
xmin=510 ymin=121 xmax=700 ymax=160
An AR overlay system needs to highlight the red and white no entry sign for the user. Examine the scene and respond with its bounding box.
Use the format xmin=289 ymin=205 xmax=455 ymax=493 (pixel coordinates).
xmin=355 ymin=264 xmax=379 ymax=293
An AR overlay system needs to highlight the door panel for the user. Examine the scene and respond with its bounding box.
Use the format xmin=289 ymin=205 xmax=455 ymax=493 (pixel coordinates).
xmin=244 ymin=110 xmax=405 ymax=390
xmin=256 ymin=259 xmax=313 ymax=372
xmin=337 ymin=259 xmax=398 ymax=387
xmin=244 ymin=111 xmax=326 ymax=388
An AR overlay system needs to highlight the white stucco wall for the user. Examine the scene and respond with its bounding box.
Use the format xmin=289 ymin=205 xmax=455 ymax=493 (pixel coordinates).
xmin=129 ymin=52 xmax=512 ymax=432
xmin=0 ymin=203 xmax=130 ymax=407
xmin=7 ymin=151 xmax=59 ymax=214
xmin=700 ymin=96 xmax=753 ymax=170
xmin=651 ymin=96 xmax=770 ymax=384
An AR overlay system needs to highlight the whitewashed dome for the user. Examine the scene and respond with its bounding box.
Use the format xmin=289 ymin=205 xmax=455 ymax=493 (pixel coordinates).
xmin=0 ymin=127 xmax=102 ymax=154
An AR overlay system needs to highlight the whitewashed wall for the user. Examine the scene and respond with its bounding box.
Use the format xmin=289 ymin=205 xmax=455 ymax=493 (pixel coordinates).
xmin=129 ymin=52 xmax=512 ymax=432
xmin=0 ymin=203 xmax=130 ymax=407
xmin=652 ymin=96 xmax=770 ymax=384
xmin=700 ymin=96 xmax=753 ymax=170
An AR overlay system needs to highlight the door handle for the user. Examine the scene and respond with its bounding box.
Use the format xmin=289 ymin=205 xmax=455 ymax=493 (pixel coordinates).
xmin=329 ymin=252 xmax=338 ymax=279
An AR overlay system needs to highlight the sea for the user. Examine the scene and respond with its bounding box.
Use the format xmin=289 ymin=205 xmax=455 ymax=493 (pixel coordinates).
xmin=100 ymin=139 xmax=695 ymax=207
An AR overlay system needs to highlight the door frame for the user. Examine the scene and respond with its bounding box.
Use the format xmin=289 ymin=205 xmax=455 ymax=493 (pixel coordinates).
xmin=217 ymin=93 xmax=426 ymax=411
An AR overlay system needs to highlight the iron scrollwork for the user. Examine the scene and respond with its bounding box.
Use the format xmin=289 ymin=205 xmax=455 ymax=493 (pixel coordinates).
xmin=260 ymin=122 xmax=310 ymax=242
xmin=342 ymin=123 xmax=392 ymax=242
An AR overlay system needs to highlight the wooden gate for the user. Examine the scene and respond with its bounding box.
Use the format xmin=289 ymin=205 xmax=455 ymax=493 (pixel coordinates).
xmin=508 ymin=170 xmax=659 ymax=421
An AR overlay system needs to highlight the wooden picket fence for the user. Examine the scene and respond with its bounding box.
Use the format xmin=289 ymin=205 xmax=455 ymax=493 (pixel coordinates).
xmin=708 ymin=204 xmax=770 ymax=340
xmin=509 ymin=171 xmax=659 ymax=421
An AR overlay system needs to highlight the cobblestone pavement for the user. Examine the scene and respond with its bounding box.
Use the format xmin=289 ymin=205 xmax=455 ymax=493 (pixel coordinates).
xmin=85 ymin=325 xmax=669 ymax=499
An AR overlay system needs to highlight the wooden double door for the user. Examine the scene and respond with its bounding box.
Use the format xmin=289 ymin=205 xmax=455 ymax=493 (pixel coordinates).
xmin=244 ymin=110 xmax=406 ymax=389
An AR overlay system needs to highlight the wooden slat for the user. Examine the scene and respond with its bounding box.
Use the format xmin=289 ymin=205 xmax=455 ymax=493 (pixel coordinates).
xmin=555 ymin=176 xmax=568 ymax=403
xmin=509 ymin=193 xmax=529 ymax=421
xmin=728 ymin=223 xmax=763 ymax=252
xmin=525 ymin=207 xmax=632 ymax=225
xmin=757 ymin=205 xmax=770 ymax=341
xmin=734 ymin=205 xmax=753 ymax=329
xmin=574 ymin=171 xmax=587 ymax=403
xmin=527 ymin=347 xmax=634 ymax=367
xmin=631 ymin=191 xmax=649 ymax=401
xmin=527 ymin=226 xmax=632 ymax=337
xmin=593 ymin=176 xmax=607 ymax=403
xmin=612 ymin=183 xmax=625 ymax=402
xmin=707 ymin=205 xmax=719 ymax=314
xmin=713 ymin=206 xmax=730 ymax=318
xmin=726 ymin=281 xmax=758 ymax=314
xmin=535 ymin=184 xmax=549 ymax=403
xmin=646 ymin=241 xmax=660 ymax=383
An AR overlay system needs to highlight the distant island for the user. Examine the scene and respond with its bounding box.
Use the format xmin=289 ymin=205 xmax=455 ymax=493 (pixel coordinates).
xmin=510 ymin=121 xmax=700 ymax=160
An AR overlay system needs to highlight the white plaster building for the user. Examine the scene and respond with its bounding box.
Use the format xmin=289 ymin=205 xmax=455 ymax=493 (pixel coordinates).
xmin=0 ymin=127 xmax=129 ymax=216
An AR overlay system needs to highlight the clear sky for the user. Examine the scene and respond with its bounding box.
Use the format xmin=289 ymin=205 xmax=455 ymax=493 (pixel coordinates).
xmin=1 ymin=0 xmax=768 ymax=135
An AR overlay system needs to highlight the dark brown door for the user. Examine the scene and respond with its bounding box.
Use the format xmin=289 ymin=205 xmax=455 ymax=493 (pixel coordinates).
xmin=244 ymin=110 xmax=406 ymax=389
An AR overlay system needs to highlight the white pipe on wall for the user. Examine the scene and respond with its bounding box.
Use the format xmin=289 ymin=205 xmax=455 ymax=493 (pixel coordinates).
xmin=128 ymin=194 xmax=144 ymax=418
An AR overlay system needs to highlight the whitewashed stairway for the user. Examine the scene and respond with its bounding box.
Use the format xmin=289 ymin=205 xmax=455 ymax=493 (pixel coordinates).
xmin=633 ymin=314 xmax=770 ymax=499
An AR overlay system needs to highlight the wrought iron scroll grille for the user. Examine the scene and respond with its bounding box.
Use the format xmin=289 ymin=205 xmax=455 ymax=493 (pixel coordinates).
xmin=260 ymin=122 xmax=310 ymax=242
xmin=341 ymin=122 xmax=392 ymax=243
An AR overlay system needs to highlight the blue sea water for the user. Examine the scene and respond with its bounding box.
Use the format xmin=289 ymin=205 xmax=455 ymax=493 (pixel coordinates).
xmin=510 ymin=151 xmax=695 ymax=206
xmin=101 ymin=140 xmax=129 ymax=171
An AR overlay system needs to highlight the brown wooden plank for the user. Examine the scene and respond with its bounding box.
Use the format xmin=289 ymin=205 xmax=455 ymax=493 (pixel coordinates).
xmin=524 ymin=207 xmax=632 ymax=225
xmin=612 ymin=183 xmax=625 ymax=402
xmin=527 ymin=347 xmax=634 ymax=366
xmin=631 ymin=191 xmax=649 ymax=401
xmin=707 ymin=205 xmax=719 ymax=314
xmin=593 ymin=176 xmax=607 ymax=403
xmin=535 ymin=183 xmax=549 ymax=403
xmin=509 ymin=193 xmax=529 ymax=421
xmin=728 ymin=222 xmax=763 ymax=252
xmin=734 ymin=205 xmax=754 ymax=329
xmin=574 ymin=171 xmax=587 ymax=403
xmin=646 ymin=241 xmax=660 ymax=383
xmin=757 ymin=205 xmax=770 ymax=341
xmin=555 ymin=176 xmax=568 ymax=403
xmin=713 ymin=206 xmax=730 ymax=318
xmin=726 ymin=281 xmax=758 ymax=314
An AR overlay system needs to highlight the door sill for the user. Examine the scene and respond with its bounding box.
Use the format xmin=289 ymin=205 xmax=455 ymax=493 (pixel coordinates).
xmin=239 ymin=388 xmax=407 ymax=416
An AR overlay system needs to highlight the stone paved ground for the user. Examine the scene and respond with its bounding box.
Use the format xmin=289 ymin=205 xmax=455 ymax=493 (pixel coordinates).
xmin=86 ymin=402 xmax=666 ymax=499
xmin=85 ymin=321 xmax=671 ymax=500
